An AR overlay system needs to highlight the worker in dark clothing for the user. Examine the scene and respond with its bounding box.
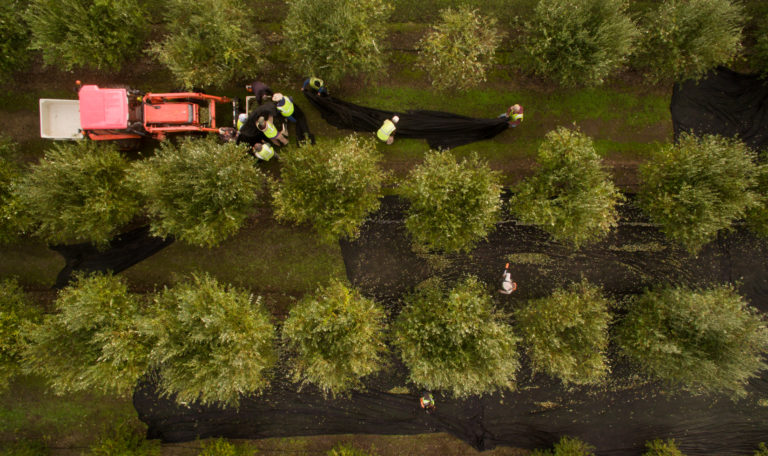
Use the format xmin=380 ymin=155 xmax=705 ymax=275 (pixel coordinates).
xmin=247 ymin=81 xmax=274 ymax=104
xmin=237 ymin=109 xmax=269 ymax=148
xmin=420 ymin=391 xmax=436 ymax=414
xmin=246 ymin=80 xmax=315 ymax=146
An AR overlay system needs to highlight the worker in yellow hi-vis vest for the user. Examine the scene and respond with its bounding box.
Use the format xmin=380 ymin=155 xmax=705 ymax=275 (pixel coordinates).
xmin=257 ymin=116 xmax=288 ymax=146
xmin=376 ymin=115 xmax=399 ymax=145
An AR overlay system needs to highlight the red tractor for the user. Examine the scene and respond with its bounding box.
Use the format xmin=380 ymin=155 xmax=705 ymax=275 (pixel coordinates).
xmin=40 ymin=83 xmax=235 ymax=143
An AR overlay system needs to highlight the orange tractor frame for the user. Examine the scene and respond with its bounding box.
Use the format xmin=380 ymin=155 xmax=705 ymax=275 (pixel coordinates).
xmin=77 ymin=83 xmax=232 ymax=142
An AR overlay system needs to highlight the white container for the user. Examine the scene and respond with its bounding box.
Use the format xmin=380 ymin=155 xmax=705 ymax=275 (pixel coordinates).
xmin=39 ymin=99 xmax=83 ymax=140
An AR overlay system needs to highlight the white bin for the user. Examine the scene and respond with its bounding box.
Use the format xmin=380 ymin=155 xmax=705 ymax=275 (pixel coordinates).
xmin=39 ymin=99 xmax=83 ymax=140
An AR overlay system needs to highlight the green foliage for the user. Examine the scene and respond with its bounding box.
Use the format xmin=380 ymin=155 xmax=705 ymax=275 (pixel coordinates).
xmin=283 ymin=0 xmax=392 ymax=84
xmin=327 ymin=443 xmax=373 ymax=456
xmin=746 ymin=164 xmax=768 ymax=238
xmin=643 ymin=439 xmax=684 ymax=456
xmin=531 ymin=436 xmax=595 ymax=456
xmin=638 ymin=134 xmax=760 ymax=254
xmin=0 ymin=279 xmax=39 ymax=392
xmin=417 ymin=6 xmax=502 ymax=90
xmin=522 ymin=0 xmax=638 ymax=87
xmin=634 ymin=0 xmax=745 ymax=83
xmin=14 ymin=141 xmax=140 ymax=247
xmin=0 ymin=138 xmax=24 ymax=244
xmin=24 ymin=0 xmax=147 ymax=71
xmin=282 ymin=280 xmax=386 ymax=396
xmin=131 ymin=137 xmax=264 ymax=248
xmin=0 ymin=0 xmax=30 ymax=82
xmin=616 ymin=285 xmax=768 ymax=398
xmin=511 ymin=127 xmax=623 ymax=248
xmin=22 ymin=273 xmax=151 ymax=397
xmin=147 ymin=0 xmax=263 ymax=89
xmin=87 ymin=420 xmax=160 ymax=456
xmin=515 ymin=280 xmax=611 ymax=385
xmin=198 ymin=438 xmax=256 ymax=456
xmin=399 ymin=150 xmax=501 ymax=254
xmin=753 ymin=17 xmax=768 ymax=78
xmin=272 ymin=136 xmax=386 ymax=242
xmin=393 ymin=276 xmax=520 ymax=397
xmin=755 ymin=442 xmax=768 ymax=456
xmin=146 ymin=274 xmax=276 ymax=407
xmin=0 ymin=440 xmax=49 ymax=456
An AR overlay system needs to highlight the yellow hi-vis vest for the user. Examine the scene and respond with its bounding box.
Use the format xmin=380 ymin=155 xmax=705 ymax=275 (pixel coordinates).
xmin=377 ymin=119 xmax=396 ymax=141
xmin=261 ymin=122 xmax=278 ymax=138
xmin=276 ymin=97 xmax=294 ymax=117
xmin=255 ymin=143 xmax=275 ymax=161
xmin=510 ymin=112 xmax=524 ymax=122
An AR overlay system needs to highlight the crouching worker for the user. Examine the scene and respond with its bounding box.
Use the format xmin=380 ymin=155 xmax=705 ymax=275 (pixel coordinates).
xmin=420 ymin=391 xmax=436 ymax=414
xmin=302 ymin=76 xmax=328 ymax=96
xmin=499 ymin=263 xmax=517 ymax=295
xmin=257 ymin=116 xmax=289 ymax=146
xmin=272 ymin=93 xmax=296 ymax=123
xmin=500 ymin=104 xmax=524 ymax=128
xmin=377 ymin=115 xmax=399 ymax=145
xmin=250 ymin=142 xmax=276 ymax=161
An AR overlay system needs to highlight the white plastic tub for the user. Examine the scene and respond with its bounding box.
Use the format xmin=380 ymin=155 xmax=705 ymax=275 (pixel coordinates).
xmin=39 ymin=99 xmax=83 ymax=140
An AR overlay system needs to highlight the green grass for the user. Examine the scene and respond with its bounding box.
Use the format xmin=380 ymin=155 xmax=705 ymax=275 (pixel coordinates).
xmin=0 ymin=239 xmax=63 ymax=288
xmin=121 ymin=217 xmax=345 ymax=296
xmin=0 ymin=375 xmax=137 ymax=448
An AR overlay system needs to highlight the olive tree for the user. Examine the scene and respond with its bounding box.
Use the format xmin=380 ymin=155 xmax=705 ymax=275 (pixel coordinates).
xmin=531 ymin=436 xmax=596 ymax=456
xmin=515 ymin=280 xmax=611 ymax=385
xmin=282 ymin=280 xmax=387 ymax=396
xmin=14 ymin=141 xmax=140 ymax=247
xmin=146 ymin=274 xmax=276 ymax=407
xmin=400 ymin=151 xmax=502 ymax=254
xmin=24 ymin=0 xmax=147 ymax=71
xmin=22 ymin=273 xmax=151 ymax=397
xmin=0 ymin=0 xmax=30 ymax=82
xmin=511 ymin=127 xmax=623 ymax=248
xmin=522 ymin=0 xmax=638 ymax=87
xmin=634 ymin=0 xmax=745 ymax=83
xmin=131 ymin=137 xmax=264 ymax=248
xmin=283 ymin=0 xmax=392 ymax=84
xmin=0 ymin=138 xmax=25 ymax=244
xmin=746 ymin=164 xmax=768 ymax=238
xmin=638 ymin=134 xmax=760 ymax=254
xmin=393 ymin=276 xmax=520 ymax=397
xmin=272 ymin=136 xmax=386 ymax=242
xmin=147 ymin=0 xmax=263 ymax=89
xmin=417 ymin=6 xmax=503 ymax=91
xmin=616 ymin=285 xmax=768 ymax=398
xmin=0 ymin=279 xmax=40 ymax=391
xmin=643 ymin=439 xmax=684 ymax=456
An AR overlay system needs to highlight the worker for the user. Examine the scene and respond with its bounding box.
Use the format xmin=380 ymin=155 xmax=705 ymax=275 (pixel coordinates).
xmin=236 ymin=110 xmax=268 ymax=147
xmin=420 ymin=391 xmax=435 ymax=414
xmin=499 ymin=263 xmax=517 ymax=295
xmin=257 ymin=116 xmax=289 ymax=146
xmin=236 ymin=113 xmax=248 ymax=131
xmin=272 ymin=93 xmax=296 ymax=123
xmin=246 ymin=81 xmax=274 ymax=104
xmin=377 ymin=115 xmax=399 ymax=145
xmin=302 ymin=76 xmax=328 ymax=96
xmin=251 ymin=142 xmax=276 ymax=161
xmin=217 ymin=127 xmax=237 ymax=143
xmin=500 ymin=104 xmax=524 ymax=128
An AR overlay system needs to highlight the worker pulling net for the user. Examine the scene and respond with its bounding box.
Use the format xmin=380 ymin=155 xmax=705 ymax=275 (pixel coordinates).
xmin=302 ymin=83 xmax=521 ymax=150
